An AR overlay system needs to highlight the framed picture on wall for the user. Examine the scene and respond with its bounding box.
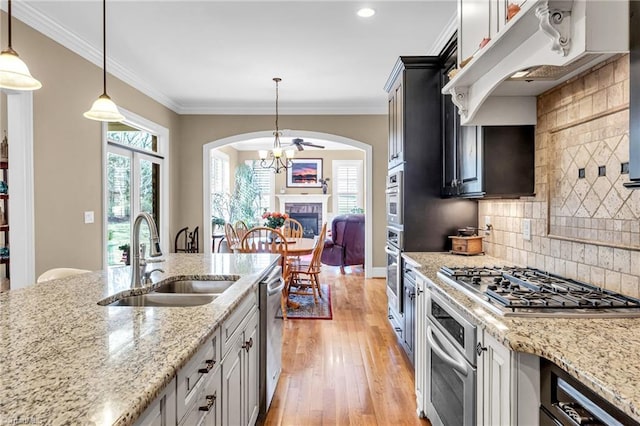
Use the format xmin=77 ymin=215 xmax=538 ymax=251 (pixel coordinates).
xmin=287 ymin=158 xmax=323 ymax=187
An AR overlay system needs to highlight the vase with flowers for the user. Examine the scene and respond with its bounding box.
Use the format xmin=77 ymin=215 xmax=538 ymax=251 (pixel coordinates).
xmin=262 ymin=211 xmax=288 ymax=229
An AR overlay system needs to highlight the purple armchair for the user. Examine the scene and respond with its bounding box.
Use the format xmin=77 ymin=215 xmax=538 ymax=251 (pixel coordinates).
xmin=321 ymin=214 xmax=365 ymax=273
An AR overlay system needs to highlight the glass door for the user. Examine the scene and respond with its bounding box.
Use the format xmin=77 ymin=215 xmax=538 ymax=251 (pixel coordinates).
xmin=106 ymin=142 xmax=163 ymax=266
xmin=107 ymin=147 xmax=131 ymax=266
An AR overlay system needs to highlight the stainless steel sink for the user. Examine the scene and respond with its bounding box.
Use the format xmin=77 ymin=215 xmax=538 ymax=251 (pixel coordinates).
xmin=153 ymin=280 xmax=237 ymax=294
xmin=106 ymin=293 xmax=217 ymax=307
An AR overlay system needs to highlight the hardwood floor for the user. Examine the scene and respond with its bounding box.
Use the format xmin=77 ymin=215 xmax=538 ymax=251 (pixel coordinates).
xmin=264 ymin=266 xmax=430 ymax=426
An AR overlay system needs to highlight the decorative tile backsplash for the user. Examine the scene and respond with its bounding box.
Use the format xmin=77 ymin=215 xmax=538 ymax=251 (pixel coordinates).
xmin=480 ymin=54 xmax=640 ymax=298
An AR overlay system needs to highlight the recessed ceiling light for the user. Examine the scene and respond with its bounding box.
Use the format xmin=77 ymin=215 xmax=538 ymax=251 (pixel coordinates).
xmin=357 ymin=8 xmax=376 ymax=18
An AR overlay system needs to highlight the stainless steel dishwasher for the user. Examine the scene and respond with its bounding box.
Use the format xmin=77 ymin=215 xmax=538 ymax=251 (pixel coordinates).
xmin=258 ymin=265 xmax=285 ymax=420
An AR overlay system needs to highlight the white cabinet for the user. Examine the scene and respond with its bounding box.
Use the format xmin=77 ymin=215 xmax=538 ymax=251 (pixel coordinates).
xmin=458 ymin=0 xmax=508 ymax=65
xmin=414 ymin=273 xmax=427 ymax=417
xmin=134 ymin=289 xmax=260 ymax=426
xmin=459 ymin=0 xmax=490 ymax=63
xmin=478 ymin=331 xmax=511 ymax=424
xmin=476 ymin=331 xmax=540 ymax=425
xmin=180 ymin=366 xmax=221 ymax=426
xmin=221 ymin=292 xmax=259 ymax=426
xmin=176 ymin=329 xmax=222 ymax=425
xmin=135 ymin=377 xmax=177 ymax=426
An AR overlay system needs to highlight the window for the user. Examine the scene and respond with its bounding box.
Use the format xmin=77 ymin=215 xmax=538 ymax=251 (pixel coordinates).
xmin=211 ymin=151 xmax=230 ymax=194
xmin=246 ymin=160 xmax=274 ymax=214
xmin=332 ymin=160 xmax=363 ymax=214
xmin=105 ymin=118 xmax=167 ymax=267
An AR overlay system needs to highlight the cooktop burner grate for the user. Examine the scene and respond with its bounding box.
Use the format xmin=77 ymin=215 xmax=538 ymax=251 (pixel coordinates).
xmin=438 ymin=266 xmax=640 ymax=315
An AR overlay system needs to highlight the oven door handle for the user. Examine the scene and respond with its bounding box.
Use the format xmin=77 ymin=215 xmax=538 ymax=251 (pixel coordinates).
xmin=384 ymin=245 xmax=399 ymax=256
xmin=427 ymin=325 xmax=470 ymax=377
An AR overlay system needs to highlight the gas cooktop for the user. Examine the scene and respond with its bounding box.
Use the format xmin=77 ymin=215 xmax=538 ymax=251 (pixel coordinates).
xmin=437 ymin=266 xmax=640 ymax=318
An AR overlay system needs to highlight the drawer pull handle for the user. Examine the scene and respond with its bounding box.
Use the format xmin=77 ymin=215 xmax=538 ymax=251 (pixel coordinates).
xmin=242 ymin=337 xmax=253 ymax=353
xmin=198 ymin=359 xmax=216 ymax=374
xmin=199 ymin=393 xmax=217 ymax=412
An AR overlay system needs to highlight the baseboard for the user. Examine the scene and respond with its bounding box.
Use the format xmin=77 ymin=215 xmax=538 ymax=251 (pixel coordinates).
xmin=370 ymin=267 xmax=386 ymax=278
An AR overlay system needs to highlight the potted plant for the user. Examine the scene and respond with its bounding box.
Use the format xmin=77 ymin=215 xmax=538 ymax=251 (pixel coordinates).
xmin=118 ymin=243 xmax=130 ymax=265
xmin=211 ymin=217 xmax=225 ymax=233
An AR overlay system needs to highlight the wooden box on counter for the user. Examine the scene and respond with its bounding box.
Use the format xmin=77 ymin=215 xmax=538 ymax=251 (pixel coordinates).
xmin=449 ymin=235 xmax=484 ymax=255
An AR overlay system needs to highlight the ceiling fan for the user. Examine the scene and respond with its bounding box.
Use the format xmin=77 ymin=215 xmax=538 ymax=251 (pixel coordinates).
xmin=289 ymin=137 xmax=325 ymax=151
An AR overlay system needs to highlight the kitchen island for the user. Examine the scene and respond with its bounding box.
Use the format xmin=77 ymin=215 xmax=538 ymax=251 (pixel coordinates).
xmin=404 ymin=252 xmax=640 ymax=423
xmin=0 ymin=253 xmax=279 ymax=425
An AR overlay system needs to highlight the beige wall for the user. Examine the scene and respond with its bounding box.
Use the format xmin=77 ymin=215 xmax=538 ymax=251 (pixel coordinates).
xmin=178 ymin=115 xmax=387 ymax=267
xmin=11 ymin=18 xmax=181 ymax=275
xmin=480 ymin=55 xmax=640 ymax=298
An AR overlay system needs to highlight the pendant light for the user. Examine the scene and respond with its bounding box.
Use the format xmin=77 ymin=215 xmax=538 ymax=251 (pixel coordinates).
xmin=84 ymin=0 xmax=124 ymax=122
xmin=0 ymin=0 xmax=42 ymax=91
xmin=258 ymin=77 xmax=295 ymax=173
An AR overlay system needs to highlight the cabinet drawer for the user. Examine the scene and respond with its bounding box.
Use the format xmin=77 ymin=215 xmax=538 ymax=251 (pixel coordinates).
xmin=179 ymin=365 xmax=221 ymax=426
xmin=177 ymin=329 xmax=221 ymax=422
xmin=222 ymin=290 xmax=257 ymax=357
xmin=452 ymin=241 xmax=468 ymax=252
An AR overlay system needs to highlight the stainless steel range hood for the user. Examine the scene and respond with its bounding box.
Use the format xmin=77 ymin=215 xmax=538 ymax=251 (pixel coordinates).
xmin=443 ymin=0 xmax=629 ymax=126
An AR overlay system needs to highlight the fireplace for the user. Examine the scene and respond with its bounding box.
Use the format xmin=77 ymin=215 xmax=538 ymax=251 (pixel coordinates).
xmin=276 ymin=194 xmax=330 ymax=238
xmin=288 ymin=212 xmax=319 ymax=238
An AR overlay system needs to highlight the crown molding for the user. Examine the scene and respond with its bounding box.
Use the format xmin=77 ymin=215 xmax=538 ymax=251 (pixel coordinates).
xmin=427 ymin=12 xmax=457 ymax=55
xmin=10 ymin=1 xmax=182 ymax=113
xmin=177 ymin=104 xmax=387 ymax=115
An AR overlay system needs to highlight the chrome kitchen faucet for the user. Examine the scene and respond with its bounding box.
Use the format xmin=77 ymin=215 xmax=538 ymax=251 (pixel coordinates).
xmin=131 ymin=212 xmax=163 ymax=288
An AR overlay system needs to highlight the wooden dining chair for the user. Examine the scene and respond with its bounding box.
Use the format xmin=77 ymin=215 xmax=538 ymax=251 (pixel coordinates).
xmin=223 ymin=222 xmax=239 ymax=252
xmin=234 ymin=220 xmax=250 ymax=241
xmin=239 ymin=226 xmax=291 ymax=319
xmin=282 ymin=217 xmax=304 ymax=238
xmin=288 ymin=222 xmax=327 ymax=304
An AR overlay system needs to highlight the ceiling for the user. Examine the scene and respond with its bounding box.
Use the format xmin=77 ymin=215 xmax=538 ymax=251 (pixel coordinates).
xmin=15 ymin=1 xmax=456 ymax=115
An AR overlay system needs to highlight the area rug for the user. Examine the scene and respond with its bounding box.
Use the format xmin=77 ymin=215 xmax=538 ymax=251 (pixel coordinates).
xmin=277 ymin=283 xmax=332 ymax=320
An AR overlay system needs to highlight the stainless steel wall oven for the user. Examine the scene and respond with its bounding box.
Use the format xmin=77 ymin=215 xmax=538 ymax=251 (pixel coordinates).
xmin=385 ymin=231 xmax=402 ymax=313
xmin=425 ymin=289 xmax=477 ymax=426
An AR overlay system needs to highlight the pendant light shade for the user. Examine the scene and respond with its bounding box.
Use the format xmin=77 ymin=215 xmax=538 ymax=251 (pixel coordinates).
xmin=84 ymin=93 xmax=124 ymax=122
xmin=84 ymin=0 xmax=124 ymax=122
xmin=0 ymin=0 xmax=42 ymax=91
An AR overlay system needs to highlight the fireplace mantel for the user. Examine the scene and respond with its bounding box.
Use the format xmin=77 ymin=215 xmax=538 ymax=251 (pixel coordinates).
xmin=275 ymin=194 xmax=331 ymax=205
xmin=275 ymin=194 xmax=331 ymax=231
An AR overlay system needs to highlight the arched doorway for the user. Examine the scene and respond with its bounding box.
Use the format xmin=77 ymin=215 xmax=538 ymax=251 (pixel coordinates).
xmin=203 ymin=130 xmax=374 ymax=278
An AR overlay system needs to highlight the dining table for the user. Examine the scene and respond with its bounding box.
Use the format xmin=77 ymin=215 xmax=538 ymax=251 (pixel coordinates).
xmin=230 ymin=237 xmax=318 ymax=257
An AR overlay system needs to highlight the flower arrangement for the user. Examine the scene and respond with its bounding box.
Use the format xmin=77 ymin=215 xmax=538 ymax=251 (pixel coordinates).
xmin=262 ymin=211 xmax=289 ymax=229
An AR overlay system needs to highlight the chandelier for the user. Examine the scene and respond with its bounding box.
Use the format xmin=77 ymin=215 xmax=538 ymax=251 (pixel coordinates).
xmin=258 ymin=77 xmax=295 ymax=173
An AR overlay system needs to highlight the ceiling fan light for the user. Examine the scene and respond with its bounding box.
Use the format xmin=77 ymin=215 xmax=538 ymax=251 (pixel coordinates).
xmin=84 ymin=93 xmax=125 ymax=122
xmin=0 ymin=49 xmax=42 ymax=91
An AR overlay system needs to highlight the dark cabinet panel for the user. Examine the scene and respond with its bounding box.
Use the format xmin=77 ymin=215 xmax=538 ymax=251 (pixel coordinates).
xmin=385 ymin=55 xmax=478 ymax=252
xmin=458 ymin=126 xmax=535 ymax=198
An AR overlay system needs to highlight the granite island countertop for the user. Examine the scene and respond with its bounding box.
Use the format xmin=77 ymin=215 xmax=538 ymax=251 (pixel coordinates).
xmin=0 ymin=253 xmax=279 ymax=425
xmin=403 ymin=251 xmax=640 ymax=423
